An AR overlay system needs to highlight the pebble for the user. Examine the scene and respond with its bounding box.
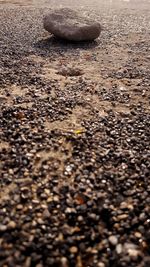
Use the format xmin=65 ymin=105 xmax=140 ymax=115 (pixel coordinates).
xmin=117 ymin=214 xmax=128 ymax=220
xmin=69 ymin=246 xmax=78 ymax=254
xmin=60 ymin=257 xmax=68 ymax=267
xmin=116 ymin=244 xmax=123 ymax=254
xmin=108 ymin=235 xmax=118 ymax=246
xmin=43 ymin=209 xmax=50 ymax=219
xmin=0 ymin=225 xmax=7 ymax=232
xmin=7 ymin=221 xmax=16 ymax=229
xmin=77 ymin=215 xmax=84 ymax=222
xmin=97 ymin=263 xmax=105 ymax=267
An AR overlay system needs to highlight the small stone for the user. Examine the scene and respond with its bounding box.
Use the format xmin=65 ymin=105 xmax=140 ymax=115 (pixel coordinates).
xmin=124 ymin=243 xmax=140 ymax=259
xmin=8 ymin=169 xmax=14 ymax=175
xmin=53 ymin=195 xmax=59 ymax=202
xmin=116 ymin=244 xmax=123 ymax=254
xmin=97 ymin=263 xmax=105 ymax=267
xmin=0 ymin=224 xmax=7 ymax=232
xmin=65 ymin=165 xmax=73 ymax=172
xmin=7 ymin=221 xmax=16 ymax=229
xmin=65 ymin=207 xmax=76 ymax=214
xmin=43 ymin=209 xmax=50 ymax=219
xmin=108 ymin=235 xmax=118 ymax=246
xmin=134 ymin=232 xmax=142 ymax=238
xmin=16 ymin=204 xmax=23 ymax=210
xmin=24 ymin=257 xmax=31 ymax=267
xmin=60 ymin=257 xmax=68 ymax=267
xmin=127 ymin=248 xmax=140 ymax=259
xmin=37 ymin=218 xmax=44 ymax=225
xmin=70 ymin=246 xmax=78 ymax=254
xmin=117 ymin=214 xmax=128 ymax=220
xmin=44 ymin=188 xmax=50 ymax=195
xmin=77 ymin=216 xmax=84 ymax=222
xmin=21 ymin=186 xmax=30 ymax=199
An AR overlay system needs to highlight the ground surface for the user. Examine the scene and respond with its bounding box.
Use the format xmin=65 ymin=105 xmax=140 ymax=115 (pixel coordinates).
xmin=0 ymin=0 xmax=150 ymax=266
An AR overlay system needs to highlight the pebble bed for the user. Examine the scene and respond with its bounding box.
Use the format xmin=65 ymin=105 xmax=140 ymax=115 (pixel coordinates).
xmin=0 ymin=1 xmax=150 ymax=266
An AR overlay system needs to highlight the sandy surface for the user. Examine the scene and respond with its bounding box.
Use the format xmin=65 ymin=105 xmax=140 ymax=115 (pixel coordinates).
xmin=0 ymin=1 xmax=150 ymax=267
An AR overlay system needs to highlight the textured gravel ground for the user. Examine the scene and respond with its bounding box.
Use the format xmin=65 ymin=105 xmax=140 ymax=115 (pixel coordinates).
xmin=0 ymin=0 xmax=150 ymax=266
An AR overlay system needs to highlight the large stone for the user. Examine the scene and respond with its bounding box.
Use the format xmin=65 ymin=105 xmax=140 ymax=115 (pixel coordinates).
xmin=43 ymin=8 xmax=101 ymax=41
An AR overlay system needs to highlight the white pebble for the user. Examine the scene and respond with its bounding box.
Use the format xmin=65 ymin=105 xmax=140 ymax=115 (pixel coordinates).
xmin=108 ymin=235 xmax=118 ymax=246
xmin=116 ymin=244 xmax=123 ymax=254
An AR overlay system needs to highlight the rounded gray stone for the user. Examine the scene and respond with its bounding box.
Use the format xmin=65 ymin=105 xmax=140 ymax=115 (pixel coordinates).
xmin=43 ymin=8 xmax=101 ymax=41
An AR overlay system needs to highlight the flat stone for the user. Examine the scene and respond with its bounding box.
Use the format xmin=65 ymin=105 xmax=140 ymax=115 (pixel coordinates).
xmin=43 ymin=8 xmax=101 ymax=41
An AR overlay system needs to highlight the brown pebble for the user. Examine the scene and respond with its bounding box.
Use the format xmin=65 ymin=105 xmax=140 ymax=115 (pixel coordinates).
xmin=7 ymin=221 xmax=16 ymax=229
xmin=43 ymin=209 xmax=50 ymax=219
xmin=70 ymin=246 xmax=78 ymax=254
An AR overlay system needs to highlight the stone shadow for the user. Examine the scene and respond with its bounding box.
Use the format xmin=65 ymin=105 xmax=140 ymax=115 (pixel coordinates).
xmin=34 ymin=35 xmax=100 ymax=55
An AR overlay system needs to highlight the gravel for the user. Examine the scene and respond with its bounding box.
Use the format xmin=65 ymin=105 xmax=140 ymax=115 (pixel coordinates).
xmin=0 ymin=0 xmax=150 ymax=267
